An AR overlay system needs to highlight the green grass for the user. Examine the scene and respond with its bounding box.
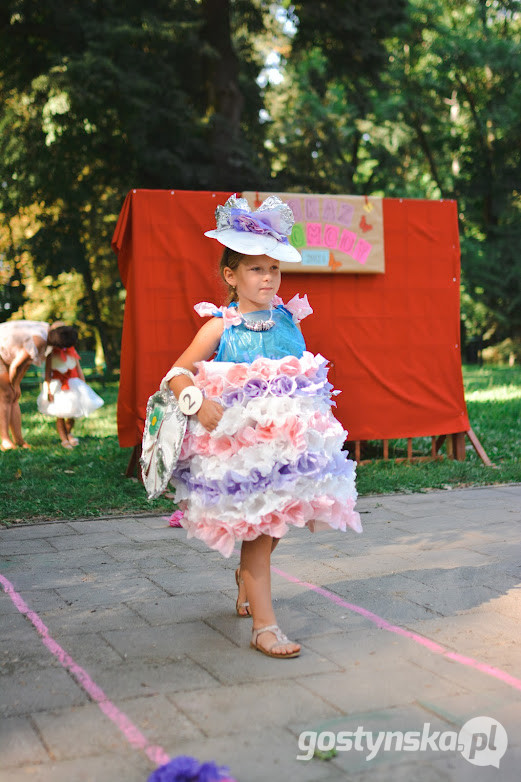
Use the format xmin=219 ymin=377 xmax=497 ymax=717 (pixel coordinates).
xmin=1 ymin=382 xmax=171 ymax=526
xmin=2 ymin=366 xmax=520 ymax=525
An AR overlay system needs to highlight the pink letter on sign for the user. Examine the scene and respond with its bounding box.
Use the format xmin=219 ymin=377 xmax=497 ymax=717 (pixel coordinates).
xmin=352 ymin=239 xmax=372 ymax=265
xmin=322 ymin=199 xmax=337 ymax=222
xmin=306 ymin=222 xmax=323 ymax=246
xmin=323 ymin=224 xmax=340 ymax=249
xmin=305 ymin=198 xmax=320 ymax=220
xmin=337 ymin=202 xmax=354 ymax=227
xmin=338 ymin=229 xmax=357 ymax=254
xmin=287 ymin=199 xmax=303 ymax=222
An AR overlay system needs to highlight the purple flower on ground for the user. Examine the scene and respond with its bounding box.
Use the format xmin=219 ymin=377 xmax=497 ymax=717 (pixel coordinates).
xmin=147 ymin=755 xmax=233 ymax=782
xmin=243 ymin=377 xmax=269 ymax=398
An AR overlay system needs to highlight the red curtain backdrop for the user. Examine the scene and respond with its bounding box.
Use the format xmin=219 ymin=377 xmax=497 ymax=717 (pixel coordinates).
xmin=113 ymin=189 xmax=469 ymax=448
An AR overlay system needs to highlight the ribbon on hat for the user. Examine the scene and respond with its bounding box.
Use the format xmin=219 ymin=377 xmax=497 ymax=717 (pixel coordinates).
xmin=214 ymin=195 xmax=295 ymax=245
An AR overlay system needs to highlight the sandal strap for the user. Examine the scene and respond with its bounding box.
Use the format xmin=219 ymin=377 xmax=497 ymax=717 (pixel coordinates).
xmin=252 ymin=624 xmax=290 ymax=650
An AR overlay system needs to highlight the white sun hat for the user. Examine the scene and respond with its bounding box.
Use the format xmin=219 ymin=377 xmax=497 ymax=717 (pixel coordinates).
xmin=204 ymin=194 xmax=302 ymax=263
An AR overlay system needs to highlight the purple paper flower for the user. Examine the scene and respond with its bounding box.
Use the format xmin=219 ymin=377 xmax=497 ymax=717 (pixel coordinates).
xmin=223 ymin=472 xmax=244 ymax=496
xmin=269 ymin=375 xmax=296 ymax=397
xmin=147 ymin=755 xmax=233 ymax=782
xmin=243 ymin=377 xmax=269 ymax=399
xmin=294 ymin=375 xmax=316 ymax=395
xmin=296 ymin=453 xmax=321 ymax=475
xmin=221 ymin=387 xmax=245 ymax=407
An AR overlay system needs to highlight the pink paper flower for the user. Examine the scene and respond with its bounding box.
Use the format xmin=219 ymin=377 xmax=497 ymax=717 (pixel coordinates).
xmin=250 ymin=357 xmax=273 ymax=379
xmin=226 ymin=364 xmax=249 ymax=387
xmin=285 ymin=293 xmax=313 ymax=323
xmin=194 ymin=301 xmax=219 ymax=318
xmin=277 ymin=356 xmax=301 ymax=376
xmin=169 ymin=510 xmax=184 ymax=528
xmin=221 ymin=307 xmax=242 ymax=328
xmin=204 ymin=374 xmax=224 ymax=399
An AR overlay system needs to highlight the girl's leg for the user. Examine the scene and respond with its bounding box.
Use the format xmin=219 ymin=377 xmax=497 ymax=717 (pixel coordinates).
xmin=0 ymin=373 xmax=16 ymax=449
xmin=56 ymin=418 xmax=71 ymax=447
xmin=240 ymin=535 xmax=300 ymax=656
xmin=66 ymin=418 xmax=78 ymax=446
xmin=9 ymin=400 xmax=29 ymax=447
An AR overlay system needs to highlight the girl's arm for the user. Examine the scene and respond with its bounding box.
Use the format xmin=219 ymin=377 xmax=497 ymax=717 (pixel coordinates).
xmin=44 ymin=355 xmax=54 ymax=402
xmin=75 ymin=358 xmax=85 ymax=382
xmin=8 ymin=348 xmax=32 ymax=386
xmin=168 ymin=318 xmax=224 ymax=432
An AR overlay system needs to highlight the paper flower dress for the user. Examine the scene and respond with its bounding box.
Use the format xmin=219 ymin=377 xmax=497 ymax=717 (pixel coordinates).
xmin=37 ymin=347 xmax=104 ymax=418
xmin=169 ymin=296 xmax=362 ymax=558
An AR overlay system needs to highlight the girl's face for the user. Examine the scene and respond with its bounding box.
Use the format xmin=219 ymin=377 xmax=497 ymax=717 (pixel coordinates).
xmin=224 ymin=254 xmax=281 ymax=312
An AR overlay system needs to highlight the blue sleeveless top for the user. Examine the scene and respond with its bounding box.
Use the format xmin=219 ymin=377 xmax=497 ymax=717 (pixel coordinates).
xmin=214 ymin=303 xmax=306 ymax=363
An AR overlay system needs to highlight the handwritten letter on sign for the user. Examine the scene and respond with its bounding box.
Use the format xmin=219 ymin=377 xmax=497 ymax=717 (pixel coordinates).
xmin=243 ymin=192 xmax=385 ymax=273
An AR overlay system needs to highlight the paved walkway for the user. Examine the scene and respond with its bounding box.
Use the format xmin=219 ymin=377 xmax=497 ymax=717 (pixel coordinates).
xmin=1 ymin=484 xmax=520 ymax=782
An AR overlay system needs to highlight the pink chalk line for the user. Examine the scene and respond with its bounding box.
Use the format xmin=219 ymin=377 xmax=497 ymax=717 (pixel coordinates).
xmin=270 ymin=565 xmax=521 ymax=693
xmin=0 ymin=573 xmax=170 ymax=767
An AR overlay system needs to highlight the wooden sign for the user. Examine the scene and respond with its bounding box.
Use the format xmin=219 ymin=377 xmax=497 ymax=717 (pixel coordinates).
xmin=243 ymin=191 xmax=385 ymax=273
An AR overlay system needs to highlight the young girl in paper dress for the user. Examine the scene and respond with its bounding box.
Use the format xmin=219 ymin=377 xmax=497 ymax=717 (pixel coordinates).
xmin=165 ymin=195 xmax=362 ymax=659
xmin=37 ymin=325 xmax=104 ymax=447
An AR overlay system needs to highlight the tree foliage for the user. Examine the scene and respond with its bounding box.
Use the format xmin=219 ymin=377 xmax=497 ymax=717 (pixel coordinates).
xmin=1 ymin=0 xmax=520 ymax=360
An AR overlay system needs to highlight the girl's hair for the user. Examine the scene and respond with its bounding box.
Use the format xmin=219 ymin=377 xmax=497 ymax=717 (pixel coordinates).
xmin=47 ymin=325 xmax=78 ymax=349
xmin=219 ymin=247 xmax=244 ymax=303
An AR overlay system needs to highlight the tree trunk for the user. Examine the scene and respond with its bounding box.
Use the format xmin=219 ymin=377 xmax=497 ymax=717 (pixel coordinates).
xmin=81 ymin=253 xmax=114 ymax=375
xmin=200 ymin=0 xmax=245 ymax=189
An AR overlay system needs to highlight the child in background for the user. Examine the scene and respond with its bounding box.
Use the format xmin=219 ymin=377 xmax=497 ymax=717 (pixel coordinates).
xmin=37 ymin=325 xmax=104 ymax=447
xmin=164 ymin=195 xmax=362 ymax=659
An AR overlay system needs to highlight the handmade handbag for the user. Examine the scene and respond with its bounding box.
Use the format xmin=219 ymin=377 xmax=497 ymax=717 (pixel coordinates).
xmin=140 ymin=367 xmax=194 ymax=500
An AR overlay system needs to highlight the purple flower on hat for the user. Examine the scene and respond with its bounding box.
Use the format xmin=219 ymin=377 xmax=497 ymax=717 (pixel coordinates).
xmin=269 ymin=375 xmax=296 ymax=397
xmin=243 ymin=377 xmax=269 ymax=398
xmin=230 ymin=211 xmax=289 ymax=245
xmin=147 ymin=755 xmax=233 ymax=782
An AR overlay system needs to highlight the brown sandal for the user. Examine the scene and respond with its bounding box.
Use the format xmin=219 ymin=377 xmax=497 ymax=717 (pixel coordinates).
xmin=251 ymin=625 xmax=300 ymax=658
xmin=235 ymin=568 xmax=251 ymax=617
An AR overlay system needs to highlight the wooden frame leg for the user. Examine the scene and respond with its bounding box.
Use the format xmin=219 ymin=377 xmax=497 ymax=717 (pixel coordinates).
xmin=125 ymin=444 xmax=142 ymax=480
xmin=466 ymin=428 xmax=493 ymax=466
xmin=451 ymin=432 xmax=466 ymax=461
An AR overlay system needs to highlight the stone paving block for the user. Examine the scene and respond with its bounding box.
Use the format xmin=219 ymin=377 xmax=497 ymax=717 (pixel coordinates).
xmin=16 ymin=589 xmax=70 ymax=613
xmin=49 ymin=631 xmax=125 ymax=666
xmin=428 ymin=744 xmax=521 ymax=782
xmin=145 ymin=566 xmax=235 ymax=595
xmin=0 ymin=539 xmax=57 ymax=555
xmin=102 ymin=620 xmax=236 ymax=662
xmin=189 ymin=641 xmax=341 ymax=686
xmin=0 ymin=523 xmax=78 ymax=539
xmin=2 ymin=567 xmax=89 ymax=592
xmin=54 ymin=576 xmax=169 ymax=607
xmin=414 ymin=690 xmax=521 ymax=746
xmin=86 ymin=656 xmax=218 ymax=699
xmin=103 ymin=540 xmax=175 ymax=562
xmin=291 ymin=703 xmax=459 ymax=775
xmin=131 ymin=592 xmax=234 ymax=625
xmin=461 ymin=589 xmax=521 ymax=621
xmin=66 ymin=519 xmax=144 ymax=535
xmin=39 ymin=604 xmax=151 ymax=634
xmin=0 ymin=667 xmax=88 ymax=717
xmin=298 ymin=662 xmax=470 ymax=715
xmin=160 ymin=725 xmax=337 ymax=782
xmin=31 ymin=703 xmax=128 ymax=759
xmin=7 ymin=549 xmax=117 ymax=571
xmin=170 ymin=679 xmax=341 ymax=737
xmin=0 ymin=715 xmax=49 ymax=767
xmin=1 ymin=627 xmax=62 ymax=672
xmin=48 ymin=530 xmax=130 ymax=550
xmin=0 ymin=754 xmax=151 ymax=782
xmin=116 ymin=693 xmax=204 ymax=745
xmin=406 ymin=612 xmax=521 ymax=659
